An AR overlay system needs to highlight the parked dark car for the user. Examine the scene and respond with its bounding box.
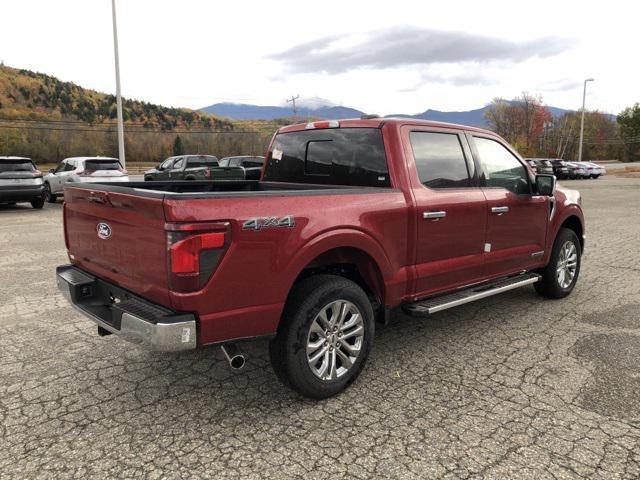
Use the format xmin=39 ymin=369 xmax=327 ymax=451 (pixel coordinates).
xmin=525 ymin=158 xmax=554 ymax=175
xmin=219 ymin=156 xmax=265 ymax=180
xmin=548 ymin=159 xmax=571 ymax=179
xmin=144 ymin=155 xmax=244 ymax=181
xmin=0 ymin=156 xmax=45 ymax=208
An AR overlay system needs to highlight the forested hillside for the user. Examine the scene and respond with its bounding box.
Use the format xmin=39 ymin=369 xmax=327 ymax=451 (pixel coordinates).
xmin=0 ymin=65 xmax=267 ymax=163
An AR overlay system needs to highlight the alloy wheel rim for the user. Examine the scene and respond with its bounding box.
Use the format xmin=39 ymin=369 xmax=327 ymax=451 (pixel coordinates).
xmin=306 ymin=300 xmax=364 ymax=381
xmin=556 ymin=240 xmax=578 ymax=289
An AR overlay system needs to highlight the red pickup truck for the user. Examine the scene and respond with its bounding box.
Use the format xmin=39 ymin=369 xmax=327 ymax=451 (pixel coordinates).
xmin=57 ymin=118 xmax=584 ymax=398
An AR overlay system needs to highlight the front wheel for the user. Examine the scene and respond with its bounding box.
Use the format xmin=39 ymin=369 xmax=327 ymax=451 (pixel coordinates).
xmin=44 ymin=183 xmax=57 ymax=203
xmin=269 ymin=275 xmax=374 ymax=399
xmin=535 ymin=228 xmax=581 ymax=299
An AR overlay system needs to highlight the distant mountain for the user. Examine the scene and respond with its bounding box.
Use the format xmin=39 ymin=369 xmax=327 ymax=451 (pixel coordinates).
xmin=200 ymin=102 xmax=365 ymax=121
xmin=201 ymin=101 xmax=585 ymax=126
xmin=411 ymin=107 xmax=489 ymax=126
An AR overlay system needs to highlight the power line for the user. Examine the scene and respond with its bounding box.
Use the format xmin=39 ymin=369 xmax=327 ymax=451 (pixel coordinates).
xmin=286 ymin=95 xmax=300 ymax=116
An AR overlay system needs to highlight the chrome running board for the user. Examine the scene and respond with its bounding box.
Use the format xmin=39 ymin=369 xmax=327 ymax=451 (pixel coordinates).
xmin=403 ymin=273 xmax=540 ymax=316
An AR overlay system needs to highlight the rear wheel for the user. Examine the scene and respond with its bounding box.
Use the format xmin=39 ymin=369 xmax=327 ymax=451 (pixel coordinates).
xmin=535 ymin=228 xmax=581 ymax=299
xmin=44 ymin=183 xmax=57 ymax=203
xmin=144 ymin=176 xmax=153 ymax=181
xmin=31 ymin=197 xmax=45 ymax=209
xmin=269 ymin=275 xmax=374 ymax=399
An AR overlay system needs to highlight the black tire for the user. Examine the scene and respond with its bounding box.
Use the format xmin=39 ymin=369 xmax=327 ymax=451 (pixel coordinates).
xmin=144 ymin=176 xmax=153 ymax=181
xmin=31 ymin=197 xmax=45 ymax=209
xmin=269 ymin=274 xmax=375 ymax=399
xmin=535 ymin=228 xmax=581 ymax=299
xmin=44 ymin=183 xmax=57 ymax=203
xmin=185 ymin=176 xmax=195 ymax=181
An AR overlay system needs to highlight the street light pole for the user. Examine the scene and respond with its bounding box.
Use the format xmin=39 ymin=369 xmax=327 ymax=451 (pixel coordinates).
xmin=577 ymin=78 xmax=594 ymax=163
xmin=111 ymin=0 xmax=126 ymax=167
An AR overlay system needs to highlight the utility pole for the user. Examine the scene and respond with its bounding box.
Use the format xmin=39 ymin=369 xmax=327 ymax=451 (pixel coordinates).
xmin=111 ymin=0 xmax=126 ymax=167
xmin=577 ymin=78 xmax=594 ymax=162
xmin=286 ymin=95 xmax=300 ymax=116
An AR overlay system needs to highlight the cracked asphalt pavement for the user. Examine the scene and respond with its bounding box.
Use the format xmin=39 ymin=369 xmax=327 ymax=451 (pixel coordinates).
xmin=1 ymin=176 xmax=639 ymax=479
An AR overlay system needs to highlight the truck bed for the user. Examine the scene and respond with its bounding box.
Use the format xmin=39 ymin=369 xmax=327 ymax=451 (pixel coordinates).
xmin=79 ymin=180 xmax=392 ymax=199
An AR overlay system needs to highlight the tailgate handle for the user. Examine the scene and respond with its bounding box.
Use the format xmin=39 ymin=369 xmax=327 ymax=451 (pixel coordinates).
xmin=88 ymin=192 xmax=112 ymax=206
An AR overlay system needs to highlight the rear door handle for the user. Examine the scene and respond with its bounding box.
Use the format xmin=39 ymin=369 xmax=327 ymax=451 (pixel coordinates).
xmin=491 ymin=206 xmax=509 ymax=214
xmin=423 ymin=211 xmax=446 ymax=219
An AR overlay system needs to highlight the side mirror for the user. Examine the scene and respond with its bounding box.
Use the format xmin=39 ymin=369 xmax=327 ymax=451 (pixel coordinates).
xmin=536 ymin=174 xmax=556 ymax=196
xmin=49 ymin=168 xmax=55 ymax=174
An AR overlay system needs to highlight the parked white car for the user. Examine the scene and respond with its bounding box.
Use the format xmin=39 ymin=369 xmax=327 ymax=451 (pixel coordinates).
xmin=580 ymin=161 xmax=606 ymax=178
xmin=44 ymin=157 xmax=129 ymax=203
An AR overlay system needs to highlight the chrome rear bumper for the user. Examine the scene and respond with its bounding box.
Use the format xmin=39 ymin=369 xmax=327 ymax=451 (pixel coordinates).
xmin=56 ymin=265 xmax=196 ymax=351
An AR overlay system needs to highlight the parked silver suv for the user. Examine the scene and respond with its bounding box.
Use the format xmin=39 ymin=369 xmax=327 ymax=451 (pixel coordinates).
xmin=0 ymin=157 xmax=45 ymax=209
xmin=44 ymin=157 xmax=129 ymax=203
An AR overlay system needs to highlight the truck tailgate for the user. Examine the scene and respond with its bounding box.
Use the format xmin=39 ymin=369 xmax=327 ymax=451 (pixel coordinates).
xmin=64 ymin=186 xmax=170 ymax=307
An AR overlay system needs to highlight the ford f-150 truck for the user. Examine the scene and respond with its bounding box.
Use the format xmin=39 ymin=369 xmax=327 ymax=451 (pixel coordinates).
xmin=56 ymin=118 xmax=584 ymax=399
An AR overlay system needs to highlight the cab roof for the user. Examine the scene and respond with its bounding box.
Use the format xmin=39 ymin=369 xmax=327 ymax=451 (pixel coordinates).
xmin=63 ymin=156 xmax=119 ymax=162
xmin=277 ymin=117 xmax=497 ymax=135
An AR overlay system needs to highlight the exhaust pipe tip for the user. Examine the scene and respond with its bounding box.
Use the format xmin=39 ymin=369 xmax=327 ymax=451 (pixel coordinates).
xmin=221 ymin=344 xmax=245 ymax=370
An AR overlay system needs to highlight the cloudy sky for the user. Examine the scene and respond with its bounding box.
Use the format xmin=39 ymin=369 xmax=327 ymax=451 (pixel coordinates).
xmin=1 ymin=0 xmax=636 ymax=115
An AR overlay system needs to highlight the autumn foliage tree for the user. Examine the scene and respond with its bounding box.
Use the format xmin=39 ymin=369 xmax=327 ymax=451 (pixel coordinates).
xmin=485 ymin=93 xmax=552 ymax=156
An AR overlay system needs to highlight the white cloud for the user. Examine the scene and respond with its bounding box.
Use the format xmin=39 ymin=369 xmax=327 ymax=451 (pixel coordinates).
xmin=0 ymin=0 xmax=635 ymax=115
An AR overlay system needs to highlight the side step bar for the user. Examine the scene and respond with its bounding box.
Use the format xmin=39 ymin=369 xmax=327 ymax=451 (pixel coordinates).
xmin=403 ymin=273 xmax=540 ymax=317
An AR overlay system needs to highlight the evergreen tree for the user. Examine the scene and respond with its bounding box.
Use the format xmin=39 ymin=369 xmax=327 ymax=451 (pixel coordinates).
xmin=173 ymin=135 xmax=185 ymax=156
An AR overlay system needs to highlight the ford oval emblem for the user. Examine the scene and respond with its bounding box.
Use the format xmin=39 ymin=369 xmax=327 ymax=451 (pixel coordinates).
xmin=97 ymin=222 xmax=112 ymax=239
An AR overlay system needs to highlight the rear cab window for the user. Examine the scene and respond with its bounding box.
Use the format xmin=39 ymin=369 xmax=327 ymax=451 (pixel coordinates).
xmin=0 ymin=160 xmax=36 ymax=173
xmin=85 ymin=159 xmax=122 ymax=171
xmin=187 ymin=156 xmax=219 ymax=168
xmin=263 ymin=128 xmax=390 ymax=187
xmin=241 ymin=157 xmax=264 ymax=168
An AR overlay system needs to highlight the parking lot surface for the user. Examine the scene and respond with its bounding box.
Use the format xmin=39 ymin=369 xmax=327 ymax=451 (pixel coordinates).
xmin=1 ymin=176 xmax=639 ymax=479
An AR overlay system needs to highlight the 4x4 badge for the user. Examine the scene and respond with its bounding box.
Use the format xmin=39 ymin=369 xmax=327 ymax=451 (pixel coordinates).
xmin=96 ymin=222 xmax=112 ymax=239
xmin=243 ymin=215 xmax=295 ymax=231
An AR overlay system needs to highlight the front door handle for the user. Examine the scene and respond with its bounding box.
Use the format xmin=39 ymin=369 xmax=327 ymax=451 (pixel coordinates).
xmin=491 ymin=206 xmax=509 ymax=214
xmin=423 ymin=211 xmax=446 ymax=219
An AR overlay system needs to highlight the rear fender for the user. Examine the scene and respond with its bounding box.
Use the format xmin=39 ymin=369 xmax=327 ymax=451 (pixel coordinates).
xmin=282 ymin=228 xmax=398 ymax=307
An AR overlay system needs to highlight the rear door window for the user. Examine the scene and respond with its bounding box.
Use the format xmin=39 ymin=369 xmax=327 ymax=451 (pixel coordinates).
xmin=264 ymin=128 xmax=390 ymax=187
xmin=409 ymin=132 xmax=472 ymax=189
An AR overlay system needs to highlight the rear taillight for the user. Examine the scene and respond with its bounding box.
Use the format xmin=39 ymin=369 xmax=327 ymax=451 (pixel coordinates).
xmin=166 ymin=222 xmax=230 ymax=292
xmin=204 ymin=169 xmax=211 ymax=179
xmin=121 ymin=168 xmax=128 ymax=174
